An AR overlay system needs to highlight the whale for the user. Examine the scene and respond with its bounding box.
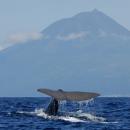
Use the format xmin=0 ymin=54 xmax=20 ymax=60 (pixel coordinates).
xmin=37 ymin=88 xmax=100 ymax=116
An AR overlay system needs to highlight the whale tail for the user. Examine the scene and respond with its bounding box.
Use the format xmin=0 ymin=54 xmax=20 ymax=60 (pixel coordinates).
xmin=37 ymin=88 xmax=100 ymax=101
xmin=45 ymin=98 xmax=59 ymax=116
xmin=37 ymin=88 xmax=100 ymax=115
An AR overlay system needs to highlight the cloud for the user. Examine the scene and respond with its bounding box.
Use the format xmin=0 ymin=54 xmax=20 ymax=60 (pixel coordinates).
xmin=0 ymin=32 xmax=43 ymax=51
xmin=6 ymin=32 xmax=43 ymax=43
xmin=56 ymin=32 xmax=87 ymax=41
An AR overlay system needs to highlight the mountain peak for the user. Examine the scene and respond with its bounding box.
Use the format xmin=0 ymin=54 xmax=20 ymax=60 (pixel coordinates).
xmin=74 ymin=9 xmax=104 ymax=18
xmin=42 ymin=9 xmax=130 ymax=38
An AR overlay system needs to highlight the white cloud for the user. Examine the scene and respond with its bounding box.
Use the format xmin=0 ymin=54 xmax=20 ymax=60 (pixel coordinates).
xmin=6 ymin=32 xmax=43 ymax=43
xmin=0 ymin=32 xmax=43 ymax=51
xmin=56 ymin=32 xmax=88 ymax=41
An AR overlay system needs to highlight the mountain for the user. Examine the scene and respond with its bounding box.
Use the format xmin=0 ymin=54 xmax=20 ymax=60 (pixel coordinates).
xmin=0 ymin=9 xmax=130 ymax=97
xmin=42 ymin=9 xmax=130 ymax=38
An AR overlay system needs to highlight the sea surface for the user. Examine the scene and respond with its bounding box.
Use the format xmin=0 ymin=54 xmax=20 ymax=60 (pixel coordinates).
xmin=0 ymin=97 xmax=129 ymax=130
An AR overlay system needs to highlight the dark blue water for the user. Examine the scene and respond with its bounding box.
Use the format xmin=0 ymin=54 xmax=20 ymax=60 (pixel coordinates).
xmin=0 ymin=97 xmax=129 ymax=130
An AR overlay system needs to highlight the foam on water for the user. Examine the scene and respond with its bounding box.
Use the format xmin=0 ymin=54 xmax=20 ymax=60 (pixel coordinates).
xmin=58 ymin=116 xmax=86 ymax=123
xmin=76 ymin=111 xmax=105 ymax=122
xmin=16 ymin=108 xmax=107 ymax=123
xmin=17 ymin=108 xmax=85 ymax=122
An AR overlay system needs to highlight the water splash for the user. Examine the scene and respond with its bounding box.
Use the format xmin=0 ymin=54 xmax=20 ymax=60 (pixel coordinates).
xmin=59 ymin=99 xmax=94 ymax=112
xmin=78 ymin=98 xmax=94 ymax=111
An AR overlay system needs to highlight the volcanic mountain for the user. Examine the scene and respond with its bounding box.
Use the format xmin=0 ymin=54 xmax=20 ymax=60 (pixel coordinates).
xmin=0 ymin=9 xmax=130 ymax=96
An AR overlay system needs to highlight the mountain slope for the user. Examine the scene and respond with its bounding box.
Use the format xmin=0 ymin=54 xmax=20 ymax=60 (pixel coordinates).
xmin=0 ymin=9 xmax=130 ymax=97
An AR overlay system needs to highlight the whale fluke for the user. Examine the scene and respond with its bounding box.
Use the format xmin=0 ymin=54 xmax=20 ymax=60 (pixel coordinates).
xmin=37 ymin=88 xmax=100 ymax=101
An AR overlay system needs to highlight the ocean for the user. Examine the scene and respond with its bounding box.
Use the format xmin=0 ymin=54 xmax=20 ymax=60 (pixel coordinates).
xmin=0 ymin=97 xmax=129 ymax=130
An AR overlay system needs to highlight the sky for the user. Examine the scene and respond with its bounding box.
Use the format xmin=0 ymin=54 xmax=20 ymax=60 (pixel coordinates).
xmin=0 ymin=0 xmax=130 ymax=49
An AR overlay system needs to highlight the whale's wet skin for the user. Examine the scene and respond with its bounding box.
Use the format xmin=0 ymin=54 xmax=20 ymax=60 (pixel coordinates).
xmin=0 ymin=97 xmax=130 ymax=130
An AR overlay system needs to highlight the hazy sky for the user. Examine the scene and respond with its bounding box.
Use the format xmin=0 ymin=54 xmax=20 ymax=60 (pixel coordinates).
xmin=0 ymin=0 xmax=130 ymax=46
